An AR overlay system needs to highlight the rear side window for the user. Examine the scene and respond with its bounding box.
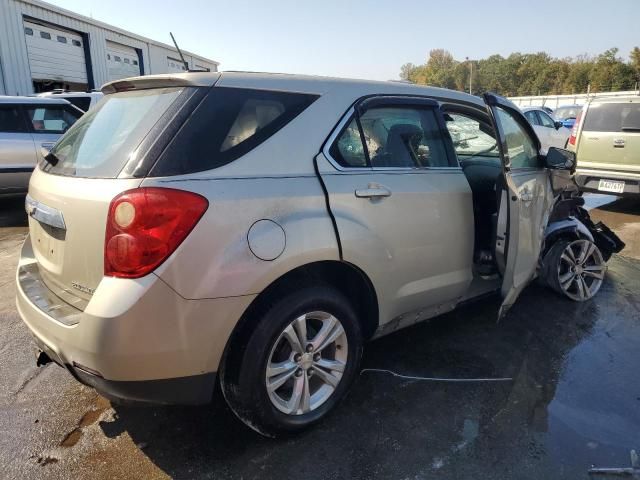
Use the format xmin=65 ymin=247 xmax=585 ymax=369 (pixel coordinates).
xmin=330 ymin=105 xmax=452 ymax=168
xmin=0 ymin=107 xmax=27 ymax=133
xmin=25 ymin=105 xmax=81 ymax=134
xmin=150 ymin=87 xmax=318 ymax=176
xmin=583 ymin=102 xmax=640 ymax=132
xmin=43 ymin=87 xmax=186 ymax=178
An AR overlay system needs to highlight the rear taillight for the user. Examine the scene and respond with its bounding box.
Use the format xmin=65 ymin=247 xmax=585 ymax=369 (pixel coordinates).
xmin=105 ymin=188 xmax=208 ymax=278
xmin=568 ymin=111 xmax=583 ymax=146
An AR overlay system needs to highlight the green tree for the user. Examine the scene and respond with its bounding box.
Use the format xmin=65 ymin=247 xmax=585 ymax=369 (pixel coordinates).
xmin=629 ymin=47 xmax=640 ymax=82
xmin=399 ymin=62 xmax=416 ymax=81
xmin=590 ymin=48 xmax=635 ymax=91
xmin=399 ymin=47 xmax=638 ymax=95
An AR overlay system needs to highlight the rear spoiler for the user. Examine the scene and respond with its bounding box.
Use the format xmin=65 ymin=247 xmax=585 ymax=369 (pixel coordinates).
xmin=101 ymin=72 xmax=221 ymax=94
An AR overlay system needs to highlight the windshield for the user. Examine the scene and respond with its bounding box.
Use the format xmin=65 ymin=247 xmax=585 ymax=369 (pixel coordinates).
xmin=445 ymin=113 xmax=498 ymax=157
xmin=41 ymin=87 xmax=186 ymax=178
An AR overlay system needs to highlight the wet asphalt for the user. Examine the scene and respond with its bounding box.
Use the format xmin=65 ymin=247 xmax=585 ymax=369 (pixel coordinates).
xmin=0 ymin=194 xmax=639 ymax=480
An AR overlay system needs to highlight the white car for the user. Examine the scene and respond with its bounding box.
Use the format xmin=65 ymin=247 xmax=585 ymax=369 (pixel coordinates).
xmin=521 ymin=106 xmax=571 ymax=154
xmin=36 ymin=90 xmax=103 ymax=112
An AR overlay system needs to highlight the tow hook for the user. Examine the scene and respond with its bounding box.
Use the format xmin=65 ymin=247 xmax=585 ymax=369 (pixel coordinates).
xmin=36 ymin=349 xmax=52 ymax=367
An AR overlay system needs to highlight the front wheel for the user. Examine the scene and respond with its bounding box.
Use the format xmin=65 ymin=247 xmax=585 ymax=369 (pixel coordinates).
xmin=221 ymin=285 xmax=363 ymax=436
xmin=542 ymin=238 xmax=606 ymax=301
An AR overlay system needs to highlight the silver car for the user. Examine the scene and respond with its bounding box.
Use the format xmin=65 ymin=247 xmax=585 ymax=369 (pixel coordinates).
xmin=16 ymin=72 xmax=618 ymax=436
xmin=0 ymin=96 xmax=82 ymax=195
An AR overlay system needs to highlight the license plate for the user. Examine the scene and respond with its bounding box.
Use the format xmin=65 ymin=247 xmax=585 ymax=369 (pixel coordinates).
xmin=597 ymin=179 xmax=625 ymax=193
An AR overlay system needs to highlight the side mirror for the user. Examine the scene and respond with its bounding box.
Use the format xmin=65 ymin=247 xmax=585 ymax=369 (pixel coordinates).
xmin=554 ymin=121 xmax=563 ymax=130
xmin=545 ymin=147 xmax=576 ymax=172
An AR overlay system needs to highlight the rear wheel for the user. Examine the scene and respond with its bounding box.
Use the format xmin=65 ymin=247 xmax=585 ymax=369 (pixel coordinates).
xmin=221 ymin=285 xmax=362 ymax=436
xmin=543 ymin=238 xmax=606 ymax=301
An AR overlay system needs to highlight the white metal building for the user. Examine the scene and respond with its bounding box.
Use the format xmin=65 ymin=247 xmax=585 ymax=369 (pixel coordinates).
xmin=0 ymin=0 xmax=219 ymax=96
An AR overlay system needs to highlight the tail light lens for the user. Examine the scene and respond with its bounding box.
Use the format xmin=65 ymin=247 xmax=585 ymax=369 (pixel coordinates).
xmin=568 ymin=111 xmax=583 ymax=146
xmin=105 ymin=188 xmax=208 ymax=278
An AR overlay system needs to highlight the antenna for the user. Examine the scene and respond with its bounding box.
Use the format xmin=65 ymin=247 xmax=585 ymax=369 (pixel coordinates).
xmin=170 ymin=32 xmax=190 ymax=72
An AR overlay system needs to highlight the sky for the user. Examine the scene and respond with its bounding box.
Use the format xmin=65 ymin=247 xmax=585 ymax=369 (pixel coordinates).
xmin=47 ymin=0 xmax=640 ymax=81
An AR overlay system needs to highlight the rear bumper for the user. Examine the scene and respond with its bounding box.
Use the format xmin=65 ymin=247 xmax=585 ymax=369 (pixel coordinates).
xmin=16 ymin=235 xmax=255 ymax=405
xmin=575 ymin=168 xmax=640 ymax=196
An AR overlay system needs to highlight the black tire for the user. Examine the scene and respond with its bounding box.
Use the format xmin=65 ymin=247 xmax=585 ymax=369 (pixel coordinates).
xmin=220 ymin=285 xmax=363 ymax=437
xmin=542 ymin=239 xmax=572 ymax=296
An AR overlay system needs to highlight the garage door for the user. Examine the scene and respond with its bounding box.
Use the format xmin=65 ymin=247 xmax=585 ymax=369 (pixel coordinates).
xmin=106 ymin=41 xmax=141 ymax=82
xmin=24 ymin=21 xmax=88 ymax=90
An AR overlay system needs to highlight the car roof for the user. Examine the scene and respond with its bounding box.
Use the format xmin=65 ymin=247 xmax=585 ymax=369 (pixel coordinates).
xmin=0 ymin=95 xmax=72 ymax=105
xmin=555 ymin=104 xmax=582 ymax=108
xmin=520 ymin=106 xmax=548 ymax=112
xmin=102 ymin=71 xmax=486 ymax=108
xmin=589 ymin=95 xmax=640 ymax=104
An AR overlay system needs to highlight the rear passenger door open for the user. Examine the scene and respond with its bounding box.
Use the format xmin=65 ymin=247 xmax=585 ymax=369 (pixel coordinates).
xmin=483 ymin=93 xmax=555 ymax=318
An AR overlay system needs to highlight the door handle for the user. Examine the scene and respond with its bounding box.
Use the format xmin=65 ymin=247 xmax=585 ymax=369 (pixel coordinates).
xmin=355 ymin=186 xmax=392 ymax=199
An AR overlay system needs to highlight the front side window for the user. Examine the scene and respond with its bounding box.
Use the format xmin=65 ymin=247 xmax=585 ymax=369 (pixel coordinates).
xmin=0 ymin=107 xmax=27 ymax=133
xmin=26 ymin=105 xmax=81 ymax=134
xmin=445 ymin=113 xmax=498 ymax=158
xmin=150 ymin=87 xmax=319 ymax=176
xmin=495 ymin=108 xmax=540 ymax=169
xmin=538 ymin=111 xmax=556 ymax=128
xmin=330 ymin=105 xmax=452 ymax=168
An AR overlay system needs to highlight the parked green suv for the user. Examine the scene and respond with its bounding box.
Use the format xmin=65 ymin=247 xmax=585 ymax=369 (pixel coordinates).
xmin=569 ymin=95 xmax=640 ymax=195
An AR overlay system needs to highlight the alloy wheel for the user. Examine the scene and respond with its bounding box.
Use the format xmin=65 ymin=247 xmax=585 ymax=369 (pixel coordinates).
xmin=557 ymin=239 xmax=605 ymax=301
xmin=265 ymin=311 xmax=348 ymax=415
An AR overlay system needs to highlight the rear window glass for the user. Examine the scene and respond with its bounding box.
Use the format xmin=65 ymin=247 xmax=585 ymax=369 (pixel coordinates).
xmin=583 ymin=102 xmax=640 ymax=132
xmin=150 ymin=87 xmax=318 ymax=176
xmin=554 ymin=106 xmax=581 ymax=120
xmin=42 ymin=87 xmax=185 ymax=178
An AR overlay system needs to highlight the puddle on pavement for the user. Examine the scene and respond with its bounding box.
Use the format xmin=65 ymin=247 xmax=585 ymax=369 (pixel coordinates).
xmin=60 ymin=396 xmax=111 ymax=448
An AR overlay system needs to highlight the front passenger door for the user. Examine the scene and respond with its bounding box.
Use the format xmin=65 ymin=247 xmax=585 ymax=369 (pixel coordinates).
xmin=484 ymin=94 xmax=555 ymax=318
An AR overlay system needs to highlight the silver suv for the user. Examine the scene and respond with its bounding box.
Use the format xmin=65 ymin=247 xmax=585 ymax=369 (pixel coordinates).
xmin=1 ymin=96 xmax=82 ymax=195
xmin=16 ymin=72 xmax=620 ymax=436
